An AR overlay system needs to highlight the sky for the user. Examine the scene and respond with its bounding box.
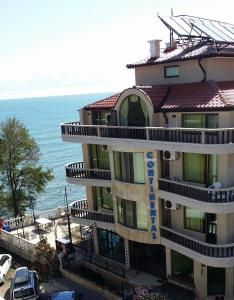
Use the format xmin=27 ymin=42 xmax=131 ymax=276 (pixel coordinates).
xmin=0 ymin=0 xmax=233 ymax=100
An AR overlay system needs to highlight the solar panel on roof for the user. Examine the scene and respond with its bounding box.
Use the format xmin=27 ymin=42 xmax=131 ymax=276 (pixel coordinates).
xmin=159 ymin=15 xmax=234 ymax=44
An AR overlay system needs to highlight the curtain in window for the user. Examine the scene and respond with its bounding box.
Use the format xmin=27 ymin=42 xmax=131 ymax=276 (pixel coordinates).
xmin=120 ymin=99 xmax=129 ymax=126
xmin=208 ymin=155 xmax=218 ymax=185
xmin=123 ymin=152 xmax=133 ymax=182
xmin=133 ymin=152 xmax=145 ymax=183
xmin=90 ymin=144 xmax=98 ymax=168
xmin=101 ymin=188 xmax=113 ymax=210
xmin=185 ymin=207 xmax=205 ymax=232
xmin=125 ymin=200 xmax=135 ymax=227
xmin=94 ymin=187 xmax=102 ymax=210
xmin=96 ymin=145 xmax=110 ymax=169
xmin=137 ymin=201 xmax=147 ymax=230
xmin=117 ymin=198 xmax=124 ymax=224
xmin=184 ymin=153 xmax=205 ymax=183
xmin=140 ymin=99 xmax=149 ymax=126
xmin=182 ymin=114 xmax=205 ymax=128
xmin=113 ymin=151 xmax=121 ymax=180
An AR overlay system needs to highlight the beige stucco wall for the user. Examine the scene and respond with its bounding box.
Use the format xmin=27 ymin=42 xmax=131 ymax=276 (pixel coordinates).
xmin=194 ymin=261 xmax=207 ymax=298
xmin=135 ymin=57 xmax=234 ymax=86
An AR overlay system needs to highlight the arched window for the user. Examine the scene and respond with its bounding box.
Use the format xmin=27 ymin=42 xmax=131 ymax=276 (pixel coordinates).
xmin=119 ymin=95 xmax=149 ymax=127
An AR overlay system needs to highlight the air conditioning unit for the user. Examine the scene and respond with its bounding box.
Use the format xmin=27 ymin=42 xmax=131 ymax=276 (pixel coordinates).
xmin=102 ymin=145 xmax=108 ymax=151
xmin=163 ymin=150 xmax=179 ymax=161
xmin=164 ymin=200 xmax=180 ymax=210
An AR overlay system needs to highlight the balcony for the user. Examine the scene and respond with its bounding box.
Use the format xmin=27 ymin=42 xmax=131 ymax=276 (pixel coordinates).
xmin=70 ymin=200 xmax=115 ymax=231
xmin=158 ymin=178 xmax=234 ymax=213
xmin=61 ymin=122 xmax=234 ymax=153
xmin=160 ymin=226 xmax=234 ymax=267
xmin=65 ymin=162 xmax=112 ymax=187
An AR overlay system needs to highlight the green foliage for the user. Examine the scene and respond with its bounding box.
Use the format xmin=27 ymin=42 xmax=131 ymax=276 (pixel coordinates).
xmin=33 ymin=239 xmax=61 ymax=281
xmin=0 ymin=117 xmax=53 ymax=217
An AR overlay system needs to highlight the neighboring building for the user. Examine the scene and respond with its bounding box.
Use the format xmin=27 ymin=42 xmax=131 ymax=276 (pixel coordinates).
xmin=61 ymin=15 xmax=234 ymax=298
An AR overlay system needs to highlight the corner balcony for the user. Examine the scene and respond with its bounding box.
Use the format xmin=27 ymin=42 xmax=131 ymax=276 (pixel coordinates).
xmin=70 ymin=200 xmax=115 ymax=231
xmin=61 ymin=122 xmax=234 ymax=154
xmin=65 ymin=162 xmax=112 ymax=187
xmin=160 ymin=226 xmax=234 ymax=267
xmin=158 ymin=178 xmax=234 ymax=213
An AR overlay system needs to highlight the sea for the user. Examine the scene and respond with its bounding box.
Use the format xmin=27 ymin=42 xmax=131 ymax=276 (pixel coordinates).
xmin=0 ymin=92 xmax=113 ymax=213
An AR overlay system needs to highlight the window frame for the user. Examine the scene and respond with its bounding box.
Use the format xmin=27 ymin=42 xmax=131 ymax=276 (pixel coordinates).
xmin=117 ymin=198 xmax=137 ymax=229
xmin=164 ymin=65 xmax=179 ymax=78
xmin=113 ymin=151 xmax=145 ymax=184
xmin=184 ymin=206 xmax=205 ymax=233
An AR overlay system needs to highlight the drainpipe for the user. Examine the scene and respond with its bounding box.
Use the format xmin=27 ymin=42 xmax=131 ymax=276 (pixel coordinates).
xmin=163 ymin=112 xmax=169 ymax=126
xmin=198 ymin=59 xmax=206 ymax=82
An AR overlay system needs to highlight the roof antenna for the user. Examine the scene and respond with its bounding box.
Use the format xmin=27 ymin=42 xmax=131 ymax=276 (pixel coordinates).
xmin=171 ymin=8 xmax=174 ymax=17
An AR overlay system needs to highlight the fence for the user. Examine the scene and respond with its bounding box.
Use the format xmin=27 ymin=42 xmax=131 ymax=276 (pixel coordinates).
xmin=0 ymin=229 xmax=37 ymax=262
xmin=0 ymin=206 xmax=67 ymax=262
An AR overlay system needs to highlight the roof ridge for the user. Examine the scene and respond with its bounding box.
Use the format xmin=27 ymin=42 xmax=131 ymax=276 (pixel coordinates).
xmin=208 ymin=80 xmax=229 ymax=106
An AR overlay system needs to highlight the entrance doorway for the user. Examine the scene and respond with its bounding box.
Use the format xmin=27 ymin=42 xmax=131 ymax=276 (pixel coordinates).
xmin=207 ymin=267 xmax=225 ymax=295
xmin=129 ymin=241 xmax=166 ymax=278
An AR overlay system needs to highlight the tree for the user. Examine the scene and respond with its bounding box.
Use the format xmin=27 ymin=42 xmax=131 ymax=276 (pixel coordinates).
xmin=33 ymin=238 xmax=61 ymax=281
xmin=0 ymin=117 xmax=53 ymax=217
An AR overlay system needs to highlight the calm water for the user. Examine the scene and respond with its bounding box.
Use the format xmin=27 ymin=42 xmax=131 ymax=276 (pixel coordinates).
xmin=0 ymin=92 xmax=112 ymax=212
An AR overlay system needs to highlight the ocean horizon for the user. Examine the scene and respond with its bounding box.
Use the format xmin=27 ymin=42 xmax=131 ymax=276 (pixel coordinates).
xmin=0 ymin=92 xmax=114 ymax=214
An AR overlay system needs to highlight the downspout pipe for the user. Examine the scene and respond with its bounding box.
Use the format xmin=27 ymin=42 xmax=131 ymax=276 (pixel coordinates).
xmin=198 ymin=59 xmax=206 ymax=82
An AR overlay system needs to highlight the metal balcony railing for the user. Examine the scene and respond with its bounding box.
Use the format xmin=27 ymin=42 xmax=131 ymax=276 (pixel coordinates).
xmin=65 ymin=162 xmax=111 ymax=181
xmin=61 ymin=122 xmax=234 ymax=145
xmin=158 ymin=178 xmax=234 ymax=203
xmin=161 ymin=226 xmax=234 ymax=258
xmin=71 ymin=199 xmax=88 ymax=209
xmin=70 ymin=207 xmax=114 ymax=224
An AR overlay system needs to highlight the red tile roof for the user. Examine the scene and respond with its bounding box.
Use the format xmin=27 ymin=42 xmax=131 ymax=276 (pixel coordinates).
xmin=84 ymin=81 xmax=234 ymax=112
xmin=85 ymin=93 xmax=120 ymax=110
xmin=138 ymin=86 xmax=168 ymax=108
xmin=161 ymin=81 xmax=226 ymax=111
xmin=126 ymin=43 xmax=234 ymax=68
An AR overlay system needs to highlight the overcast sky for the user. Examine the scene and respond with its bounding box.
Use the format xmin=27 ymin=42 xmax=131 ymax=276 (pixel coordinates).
xmin=0 ymin=0 xmax=233 ymax=99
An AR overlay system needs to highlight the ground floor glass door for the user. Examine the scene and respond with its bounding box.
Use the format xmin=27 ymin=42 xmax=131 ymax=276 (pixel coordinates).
xmin=129 ymin=241 xmax=166 ymax=278
xmin=207 ymin=267 xmax=225 ymax=295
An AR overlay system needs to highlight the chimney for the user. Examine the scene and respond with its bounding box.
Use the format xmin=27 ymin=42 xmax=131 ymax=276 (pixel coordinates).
xmin=148 ymin=39 xmax=162 ymax=59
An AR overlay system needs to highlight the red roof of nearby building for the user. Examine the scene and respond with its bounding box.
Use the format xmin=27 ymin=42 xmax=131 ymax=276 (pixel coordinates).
xmin=84 ymin=81 xmax=234 ymax=112
xmin=126 ymin=43 xmax=234 ymax=68
xmin=161 ymin=81 xmax=227 ymax=111
xmin=85 ymin=93 xmax=120 ymax=110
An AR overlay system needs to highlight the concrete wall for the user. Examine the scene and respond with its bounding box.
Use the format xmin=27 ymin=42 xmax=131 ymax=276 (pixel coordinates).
xmin=135 ymin=57 xmax=234 ymax=86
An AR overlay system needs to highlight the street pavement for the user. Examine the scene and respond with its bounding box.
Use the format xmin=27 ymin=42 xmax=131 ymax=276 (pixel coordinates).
xmin=1 ymin=272 xmax=109 ymax=300
xmin=0 ymin=253 xmax=108 ymax=300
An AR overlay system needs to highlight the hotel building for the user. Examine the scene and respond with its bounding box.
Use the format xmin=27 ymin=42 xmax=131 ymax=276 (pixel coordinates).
xmin=61 ymin=15 xmax=234 ymax=298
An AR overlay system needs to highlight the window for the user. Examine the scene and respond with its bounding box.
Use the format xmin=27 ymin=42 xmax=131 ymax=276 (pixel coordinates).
xmin=93 ymin=187 xmax=113 ymax=210
xmin=164 ymin=65 xmax=179 ymax=78
xmin=172 ymin=250 xmax=194 ymax=282
xmin=183 ymin=153 xmax=205 ymax=184
xmin=182 ymin=114 xmax=218 ymax=129
xmin=184 ymin=207 xmax=205 ymax=232
xmin=92 ymin=111 xmax=111 ymax=125
xmin=113 ymin=151 xmax=145 ymax=183
xmin=117 ymin=197 xmax=147 ymax=230
xmin=119 ymin=95 xmax=149 ymax=127
xmin=98 ymin=229 xmax=125 ymax=264
xmin=90 ymin=144 xmax=110 ymax=169
xmin=183 ymin=153 xmax=218 ymax=185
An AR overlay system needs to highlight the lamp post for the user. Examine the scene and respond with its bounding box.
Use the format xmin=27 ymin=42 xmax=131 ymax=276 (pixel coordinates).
xmin=63 ymin=186 xmax=72 ymax=244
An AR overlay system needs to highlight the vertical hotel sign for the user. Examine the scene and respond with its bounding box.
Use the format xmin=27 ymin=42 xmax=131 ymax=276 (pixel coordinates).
xmin=145 ymin=151 xmax=159 ymax=241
